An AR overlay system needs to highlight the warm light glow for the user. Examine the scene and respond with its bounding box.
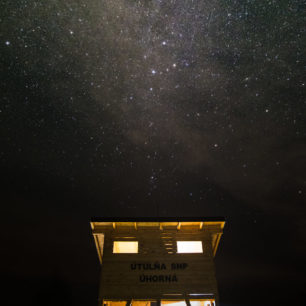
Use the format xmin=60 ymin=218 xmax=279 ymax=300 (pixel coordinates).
xmin=113 ymin=241 xmax=138 ymax=253
xmin=161 ymin=301 xmax=186 ymax=306
xmin=105 ymin=299 xmax=214 ymax=306
xmin=177 ymin=241 xmax=203 ymax=253
xmin=104 ymin=302 xmax=127 ymax=306
xmin=190 ymin=301 xmax=213 ymax=306
xmin=132 ymin=301 xmax=154 ymax=306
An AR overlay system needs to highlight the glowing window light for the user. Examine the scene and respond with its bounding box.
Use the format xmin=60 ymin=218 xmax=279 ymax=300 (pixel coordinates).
xmin=177 ymin=241 xmax=203 ymax=253
xmin=161 ymin=301 xmax=186 ymax=306
xmin=113 ymin=241 xmax=138 ymax=253
xmin=190 ymin=301 xmax=214 ymax=306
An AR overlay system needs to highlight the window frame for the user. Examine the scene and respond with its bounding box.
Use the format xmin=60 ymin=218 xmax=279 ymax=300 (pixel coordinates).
xmin=113 ymin=241 xmax=139 ymax=254
xmin=176 ymin=241 xmax=203 ymax=253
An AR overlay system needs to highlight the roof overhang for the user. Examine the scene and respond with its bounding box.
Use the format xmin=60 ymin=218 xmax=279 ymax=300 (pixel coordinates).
xmin=90 ymin=217 xmax=225 ymax=263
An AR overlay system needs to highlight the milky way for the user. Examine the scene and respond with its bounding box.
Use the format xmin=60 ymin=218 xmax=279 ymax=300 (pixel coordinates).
xmin=1 ymin=1 xmax=306 ymax=305
xmin=2 ymin=0 xmax=305 ymax=216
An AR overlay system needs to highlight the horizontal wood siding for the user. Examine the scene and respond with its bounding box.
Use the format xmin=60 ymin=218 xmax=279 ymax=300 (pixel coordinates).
xmin=98 ymin=228 xmax=219 ymax=301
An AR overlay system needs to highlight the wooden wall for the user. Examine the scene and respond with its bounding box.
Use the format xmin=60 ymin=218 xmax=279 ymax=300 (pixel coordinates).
xmin=97 ymin=227 xmax=220 ymax=303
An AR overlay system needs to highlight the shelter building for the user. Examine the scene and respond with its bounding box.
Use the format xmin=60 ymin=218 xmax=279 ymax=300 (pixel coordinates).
xmin=90 ymin=217 xmax=225 ymax=306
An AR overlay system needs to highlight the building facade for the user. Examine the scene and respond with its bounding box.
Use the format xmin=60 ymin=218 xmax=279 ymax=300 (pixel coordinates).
xmin=91 ymin=218 xmax=225 ymax=306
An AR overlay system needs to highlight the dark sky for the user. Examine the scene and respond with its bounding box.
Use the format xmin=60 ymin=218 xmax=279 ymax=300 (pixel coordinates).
xmin=1 ymin=0 xmax=306 ymax=305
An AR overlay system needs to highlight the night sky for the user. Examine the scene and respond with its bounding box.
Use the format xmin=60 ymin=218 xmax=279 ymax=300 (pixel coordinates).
xmin=1 ymin=1 xmax=306 ymax=305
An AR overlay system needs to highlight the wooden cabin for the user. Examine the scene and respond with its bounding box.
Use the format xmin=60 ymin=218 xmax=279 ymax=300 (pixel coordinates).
xmin=90 ymin=217 xmax=225 ymax=306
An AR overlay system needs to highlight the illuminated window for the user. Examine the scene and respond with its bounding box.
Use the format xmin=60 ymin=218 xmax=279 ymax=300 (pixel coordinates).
xmin=190 ymin=301 xmax=214 ymax=306
xmin=177 ymin=241 xmax=203 ymax=253
xmin=104 ymin=302 xmax=127 ymax=306
xmin=161 ymin=301 xmax=185 ymax=306
xmin=161 ymin=301 xmax=186 ymax=306
xmin=113 ymin=241 xmax=138 ymax=253
xmin=132 ymin=301 xmax=155 ymax=306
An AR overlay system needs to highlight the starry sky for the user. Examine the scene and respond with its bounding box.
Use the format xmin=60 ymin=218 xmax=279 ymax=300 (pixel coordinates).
xmin=1 ymin=1 xmax=306 ymax=305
